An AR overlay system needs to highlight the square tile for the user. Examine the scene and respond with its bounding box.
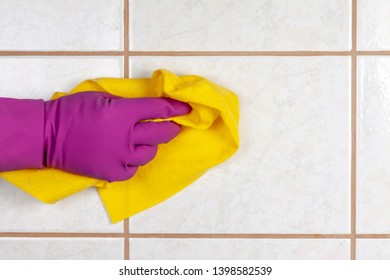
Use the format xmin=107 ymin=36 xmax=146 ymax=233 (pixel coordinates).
xmin=0 ymin=57 xmax=123 ymax=99
xmin=0 ymin=179 xmax=122 ymax=232
xmin=130 ymin=238 xmax=350 ymax=260
xmin=0 ymin=238 xmax=123 ymax=260
xmin=358 ymin=0 xmax=390 ymax=50
xmin=357 ymin=239 xmax=390 ymax=260
xmin=130 ymin=0 xmax=351 ymax=51
xmin=129 ymin=56 xmax=351 ymax=233
xmin=0 ymin=0 xmax=123 ymax=50
xmin=357 ymin=57 xmax=390 ymax=233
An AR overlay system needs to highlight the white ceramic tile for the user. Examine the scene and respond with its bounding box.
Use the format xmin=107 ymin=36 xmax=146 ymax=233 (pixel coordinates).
xmin=357 ymin=57 xmax=390 ymax=233
xmin=0 ymin=57 xmax=123 ymax=99
xmin=0 ymin=0 xmax=122 ymax=50
xmin=130 ymin=0 xmax=351 ymax=51
xmin=0 ymin=179 xmax=122 ymax=232
xmin=0 ymin=238 xmax=123 ymax=260
xmin=358 ymin=0 xmax=390 ymax=50
xmin=129 ymin=56 xmax=350 ymax=233
xmin=356 ymin=239 xmax=390 ymax=260
xmin=130 ymin=238 xmax=349 ymax=260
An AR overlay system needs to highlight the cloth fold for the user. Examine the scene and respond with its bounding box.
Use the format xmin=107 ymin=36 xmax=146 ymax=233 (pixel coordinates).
xmin=0 ymin=69 xmax=239 ymax=223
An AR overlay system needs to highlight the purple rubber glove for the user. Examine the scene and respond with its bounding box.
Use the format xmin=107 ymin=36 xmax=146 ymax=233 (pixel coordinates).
xmin=0 ymin=91 xmax=191 ymax=182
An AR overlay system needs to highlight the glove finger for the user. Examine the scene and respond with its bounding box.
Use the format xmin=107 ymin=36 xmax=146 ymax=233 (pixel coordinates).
xmin=114 ymin=97 xmax=191 ymax=120
xmin=124 ymin=165 xmax=139 ymax=180
xmin=128 ymin=145 xmax=158 ymax=166
xmin=133 ymin=121 xmax=181 ymax=146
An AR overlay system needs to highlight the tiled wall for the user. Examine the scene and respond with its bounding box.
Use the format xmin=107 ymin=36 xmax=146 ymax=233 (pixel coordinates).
xmin=0 ymin=0 xmax=390 ymax=260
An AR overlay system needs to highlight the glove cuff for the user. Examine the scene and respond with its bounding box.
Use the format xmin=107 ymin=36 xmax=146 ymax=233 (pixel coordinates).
xmin=0 ymin=97 xmax=44 ymax=171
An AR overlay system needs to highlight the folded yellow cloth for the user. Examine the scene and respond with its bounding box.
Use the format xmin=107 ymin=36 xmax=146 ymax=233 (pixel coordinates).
xmin=0 ymin=69 xmax=239 ymax=223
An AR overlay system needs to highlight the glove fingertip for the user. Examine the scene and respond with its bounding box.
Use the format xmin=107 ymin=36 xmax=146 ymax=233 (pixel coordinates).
xmin=165 ymin=98 xmax=192 ymax=117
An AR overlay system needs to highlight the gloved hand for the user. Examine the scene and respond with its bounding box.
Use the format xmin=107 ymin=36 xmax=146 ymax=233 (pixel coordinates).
xmin=0 ymin=91 xmax=191 ymax=182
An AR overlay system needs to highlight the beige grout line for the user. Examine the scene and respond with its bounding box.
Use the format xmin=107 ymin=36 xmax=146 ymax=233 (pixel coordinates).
xmin=351 ymin=55 xmax=357 ymax=260
xmin=356 ymin=50 xmax=390 ymax=55
xmin=123 ymin=0 xmax=130 ymax=78
xmin=350 ymin=0 xmax=358 ymax=261
xmin=0 ymin=233 xmax=349 ymax=239
xmin=129 ymin=50 xmax=390 ymax=56
xmin=123 ymin=0 xmax=130 ymax=261
xmin=0 ymin=232 xmax=348 ymax=239
xmin=124 ymin=0 xmax=129 ymax=52
xmin=357 ymin=234 xmax=390 ymax=239
xmin=124 ymin=57 xmax=130 ymax=77
xmin=0 ymin=232 xmax=125 ymax=238
xmin=1 ymin=50 xmax=390 ymax=57
xmin=129 ymin=233 xmax=352 ymax=239
xmin=128 ymin=51 xmax=352 ymax=56
xmin=124 ymin=219 xmax=130 ymax=260
xmin=1 ymin=232 xmax=390 ymax=239
xmin=0 ymin=51 xmax=124 ymax=56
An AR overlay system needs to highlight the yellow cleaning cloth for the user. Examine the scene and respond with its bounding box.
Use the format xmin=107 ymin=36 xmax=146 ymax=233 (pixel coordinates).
xmin=0 ymin=69 xmax=239 ymax=223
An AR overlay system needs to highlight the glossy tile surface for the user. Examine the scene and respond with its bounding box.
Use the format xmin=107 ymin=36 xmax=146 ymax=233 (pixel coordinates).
xmin=357 ymin=239 xmax=390 ymax=259
xmin=357 ymin=57 xmax=390 ymax=233
xmin=130 ymin=56 xmax=351 ymax=234
xmin=0 ymin=57 xmax=123 ymax=99
xmin=0 ymin=179 xmax=122 ymax=232
xmin=358 ymin=0 xmax=390 ymax=50
xmin=0 ymin=0 xmax=122 ymax=50
xmin=130 ymin=0 xmax=351 ymax=51
xmin=0 ymin=238 xmax=123 ymax=260
xmin=130 ymin=238 xmax=350 ymax=260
